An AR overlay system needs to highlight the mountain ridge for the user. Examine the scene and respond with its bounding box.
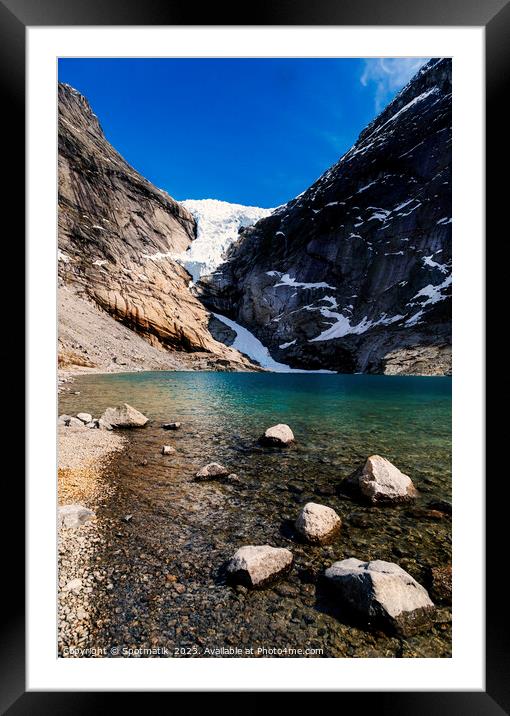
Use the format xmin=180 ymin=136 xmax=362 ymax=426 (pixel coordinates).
xmin=198 ymin=58 xmax=452 ymax=375
xmin=58 ymin=82 xmax=258 ymax=372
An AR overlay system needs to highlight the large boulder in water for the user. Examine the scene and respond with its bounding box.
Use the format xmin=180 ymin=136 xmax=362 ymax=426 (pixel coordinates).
xmin=259 ymin=424 xmax=294 ymax=447
xmin=295 ymin=502 xmax=341 ymax=544
xmin=99 ymin=403 xmax=148 ymax=429
xmin=358 ymin=455 xmax=417 ymax=504
xmin=227 ymin=545 xmax=293 ymax=588
xmin=325 ymin=558 xmax=435 ymax=635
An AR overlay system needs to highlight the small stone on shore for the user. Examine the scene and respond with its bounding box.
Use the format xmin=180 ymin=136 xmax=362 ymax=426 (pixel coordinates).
xmin=162 ymin=445 xmax=176 ymax=455
xmin=162 ymin=422 xmax=181 ymax=430
xmin=77 ymin=412 xmax=92 ymax=424
xmin=64 ymin=578 xmax=83 ymax=593
xmin=67 ymin=417 xmax=86 ymax=428
xmin=59 ymin=504 xmax=95 ymax=529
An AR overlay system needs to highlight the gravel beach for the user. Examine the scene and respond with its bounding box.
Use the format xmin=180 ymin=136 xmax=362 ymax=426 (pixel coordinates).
xmin=58 ymin=424 xmax=125 ymax=656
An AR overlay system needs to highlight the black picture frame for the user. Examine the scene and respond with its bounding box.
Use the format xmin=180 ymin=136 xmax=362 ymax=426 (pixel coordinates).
xmin=4 ymin=0 xmax=502 ymax=711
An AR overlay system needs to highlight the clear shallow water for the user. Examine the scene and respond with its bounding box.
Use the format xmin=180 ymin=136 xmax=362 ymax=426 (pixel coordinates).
xmin=60 ymin=372 xmax=451 ymax=658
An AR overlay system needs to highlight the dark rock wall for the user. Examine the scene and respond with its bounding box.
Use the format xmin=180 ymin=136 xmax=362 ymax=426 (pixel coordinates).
xmin=198 ymin=59 xmax=452 ymax=374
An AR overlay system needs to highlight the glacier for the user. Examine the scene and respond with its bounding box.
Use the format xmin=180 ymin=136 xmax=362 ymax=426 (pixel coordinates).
xmin=176 ymin=199 xmax=273 ymax=282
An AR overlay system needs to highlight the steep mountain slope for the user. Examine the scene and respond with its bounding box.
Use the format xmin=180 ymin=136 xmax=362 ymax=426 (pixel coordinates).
xmin=198 ymin=59 xmax=452 ymax=374
xmin=58 ymin=83 xmax=256 ymax=372
xmin=176 ymin=199 xmax=273 ymax=282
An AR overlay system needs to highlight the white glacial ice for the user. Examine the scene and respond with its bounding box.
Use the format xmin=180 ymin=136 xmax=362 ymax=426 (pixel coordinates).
xmin=176 ymin=199 xmax=273 ymax=282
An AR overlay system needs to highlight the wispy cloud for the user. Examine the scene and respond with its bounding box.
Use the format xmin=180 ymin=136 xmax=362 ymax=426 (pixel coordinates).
xmin=361 ymin=58 xmax=431 ymax=112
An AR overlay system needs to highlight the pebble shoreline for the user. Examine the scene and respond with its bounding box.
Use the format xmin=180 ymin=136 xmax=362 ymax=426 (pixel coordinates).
xmin=58 ymin=424 xmax=124 ymax=656
xmin=58 ymin=386 xmax=452 ymax=658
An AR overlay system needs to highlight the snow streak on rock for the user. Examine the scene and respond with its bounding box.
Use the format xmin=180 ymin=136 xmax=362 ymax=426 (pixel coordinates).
xmin=212 ymin=314 xmax=334 ymax=373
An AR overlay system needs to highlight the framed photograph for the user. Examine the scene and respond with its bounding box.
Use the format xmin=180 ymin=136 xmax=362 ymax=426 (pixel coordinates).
xmin=4 ymin=0 xmax=502 ymax=709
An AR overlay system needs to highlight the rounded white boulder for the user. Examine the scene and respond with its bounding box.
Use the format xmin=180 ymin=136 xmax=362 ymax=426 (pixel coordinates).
xmin=295 ymin=502 xmax=341 ymax=544
xmin=259 ymin=423 xmax=295 ymax=446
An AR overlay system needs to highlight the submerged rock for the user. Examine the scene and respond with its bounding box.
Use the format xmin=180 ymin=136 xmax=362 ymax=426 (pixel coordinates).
xmin=427 ymin=499 xmax=452 ymax=516
xmin=227 ymin=545 xmax=293 ymax=588
xmin=224 ymin=473 xmax=241 ymax=485
xmin=195 ymin=462 xmax=229 ymax=482
xmin=259 ymin=424 xmax=295 ymax=447
xmin=359 ymin=455 xmax=417 ymax=504
xmin=76 ymin=412 xmax=92 ymax=424
xmin=161 ymin=445 xmax=176 ymax=455
xmin=295 ymin=502 xmax=341 ymax=544
xmin=59 ymin=504 xmax=95 ymax=529
xmin=325 ymin=558 xmax=435 ymax=635
xmin=99 ymin=403 xmax=148 ymax=429
xmin=429 ymin=565 xmax=452 ymax=604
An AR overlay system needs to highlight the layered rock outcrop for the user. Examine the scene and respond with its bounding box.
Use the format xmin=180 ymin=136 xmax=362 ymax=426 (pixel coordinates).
xmin=58 ymin=83 xmax=256 ymax=371
xmin=198 ymin=59 xmax=452 ymax=374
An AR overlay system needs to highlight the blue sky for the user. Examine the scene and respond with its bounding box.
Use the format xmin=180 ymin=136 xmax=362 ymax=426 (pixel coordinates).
xmin=58 ymin=58 xmax=428 ymax=208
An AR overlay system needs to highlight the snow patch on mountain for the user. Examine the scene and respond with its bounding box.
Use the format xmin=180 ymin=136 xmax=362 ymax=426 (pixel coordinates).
xmin=212 ymin=313 xmax=334 ymax=373
xmin=176 ymin=199 xmax=273 ymax=282
xmin=268 ymin=271 xmax=335 ymax=290
xmin=309 ymin=308 xmax=405 ymax=342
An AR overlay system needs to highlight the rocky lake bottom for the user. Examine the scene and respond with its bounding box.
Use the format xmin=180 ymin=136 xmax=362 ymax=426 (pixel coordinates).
xmin=58 ymin=371 xmax=452 ymax=658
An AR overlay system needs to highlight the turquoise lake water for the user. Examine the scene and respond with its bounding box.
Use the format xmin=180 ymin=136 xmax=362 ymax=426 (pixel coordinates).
xmin=59 ymin=372 xmax=452 ymax=657
xmin=62 ymin=371 xmax=451 ymax=499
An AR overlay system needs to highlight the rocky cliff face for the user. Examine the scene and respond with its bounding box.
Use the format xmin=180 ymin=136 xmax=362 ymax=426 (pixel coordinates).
xmin=58 ymin=83 xmax=256 ymax=371
xmin=198 ymin=59 xmax=452 ymax=374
